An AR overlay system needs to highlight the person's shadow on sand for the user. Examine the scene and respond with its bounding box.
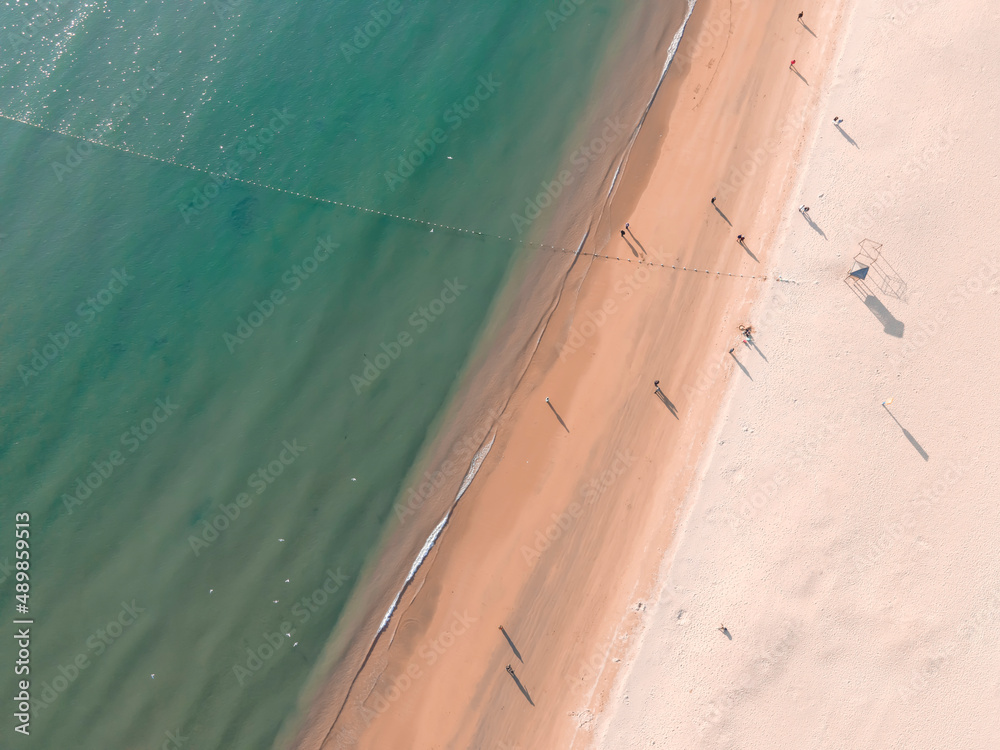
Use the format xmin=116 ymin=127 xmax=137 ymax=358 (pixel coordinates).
xmin=729 ymin=350 xmax=752 ymax=380
xmin=713 ymin=204 xmax=733 ymax=226
xmin=801 ymin=211 xmax=827 ymax=239
xmin=626 ymin=227 xmax=648 ymax=256
xmin=506 ymin=667 xmax=535 ymax=706
xmin=835 ymin=122 xmax=859 ymax=148
xmin=655 ymin=388 xmax=679 ymax=418
xmin=499 ymin=626 xmax=523 ymax=663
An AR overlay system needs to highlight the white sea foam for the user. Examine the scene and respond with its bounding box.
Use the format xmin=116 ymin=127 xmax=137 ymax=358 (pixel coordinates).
xmin=375 ymin=430 xmax=497 ymax=637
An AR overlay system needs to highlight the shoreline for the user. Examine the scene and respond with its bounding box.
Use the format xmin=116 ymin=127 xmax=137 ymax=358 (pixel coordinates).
xmin=293 ymin=0 xmax=856 ymax=745
xmin=365 ymin=0 xmax=701 ymax=666
xmin=281 ymin=2 xmax=698 ymax=747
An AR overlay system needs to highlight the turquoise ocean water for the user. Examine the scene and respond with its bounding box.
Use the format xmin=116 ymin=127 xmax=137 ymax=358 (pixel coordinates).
xmin=0 ymin=0 xmax=687 ymax=747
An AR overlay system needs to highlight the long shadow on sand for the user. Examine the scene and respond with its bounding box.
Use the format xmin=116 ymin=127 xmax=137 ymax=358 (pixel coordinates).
xmin=546 ymin=399 xmax=569 ymax=433
xmin=729 ymin=351 xmax=752 ymax=380
xmin=884 ymin=406 xmax=929 ymax=460
xmin=835 ymin=123 xmax=859 ymax=148
xmin=499 ymin=627 xmax=523 ymax=663
xmin=799 ymin=21 xmax=818 ymax=37
xmin=506 ymin=669 xmax=535 ymax=706
xmin=740 ymin=240 xmax=759 ymax=262
xmin=802 ymin=212 xmax=827 ymax=239
xmin=746 ymin=337 xmax=768 ymax=362
xmin=626 ymin=228 xmax=648 ymax=255
xmin=655 ymin=388 xmax=679 ymax=418
xmin=863 ymin=295 xmax=904 ymax=337
xmin=713 ymin=204 xmax=733 ymax=226
xmin=791 ymin=67 xmax=809 ymax=85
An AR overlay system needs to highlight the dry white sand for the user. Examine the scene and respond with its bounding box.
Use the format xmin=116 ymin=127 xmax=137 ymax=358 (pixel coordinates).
xmin=596 ymin=0 xmax=1000 ymax=747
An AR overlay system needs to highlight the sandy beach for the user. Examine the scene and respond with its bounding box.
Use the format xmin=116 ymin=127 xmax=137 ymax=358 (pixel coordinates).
xmin=597 ymin=0 xmax=1000 ymax=747
xmin=287 ymin=0 xmax=873 ymax=747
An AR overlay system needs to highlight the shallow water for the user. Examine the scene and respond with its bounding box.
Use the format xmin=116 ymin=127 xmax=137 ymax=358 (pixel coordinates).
xmin=0 ymin=0 xmax=668 ymax=747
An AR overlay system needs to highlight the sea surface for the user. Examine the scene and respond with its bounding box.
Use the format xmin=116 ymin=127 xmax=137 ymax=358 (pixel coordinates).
xmin=0 ymin=0 xmax=688 ymax=747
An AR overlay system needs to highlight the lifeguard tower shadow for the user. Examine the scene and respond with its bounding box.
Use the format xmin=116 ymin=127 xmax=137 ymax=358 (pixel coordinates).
xmin=845 ymin=240 xmax=905 ymax=337
xmin=851 ymin=239 xmax=907 ymax=300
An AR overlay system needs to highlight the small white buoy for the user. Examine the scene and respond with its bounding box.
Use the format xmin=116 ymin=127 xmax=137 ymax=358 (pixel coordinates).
xmin=447 ymin=156 xmax=452 ymax=159
xmin=151 ymin=674 xmax=155 ymax=679
xmin=279 ymin=538 xmax=284 ymax=542
xmin=209 ymin=589 xmax=213 ymax=594
xmin=273 ymin=600 xmax=279 ymax=604
xmin=351 ymin=477 xmax=357 ymax=482
xmin=285 ymin=579 xmax=290 ymax=583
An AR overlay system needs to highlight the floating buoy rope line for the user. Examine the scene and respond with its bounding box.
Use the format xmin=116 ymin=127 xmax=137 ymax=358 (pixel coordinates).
xmin=0 ymin=111 xmax=767 ymax=280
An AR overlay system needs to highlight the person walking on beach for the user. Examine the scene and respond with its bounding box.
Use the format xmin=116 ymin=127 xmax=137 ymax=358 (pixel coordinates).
xmin=621 ymin=230 xmax=626 ymax=238
xmin=506 ymin=664 xmax=515 ymax=677
xmin=799 ymin=205 xmax=809 ymax=213
xmin=789 ymin=59 xmax=796 ymax=69
xmin=797 ymin=11 xmax=804 ymax=21
xmin=711 ymin=197 xmax=716 ymax=205
xmin=737 ymin=234 xmax=745 ymax=244
xmin=833 ymin=116 xmax=844 ymax=126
